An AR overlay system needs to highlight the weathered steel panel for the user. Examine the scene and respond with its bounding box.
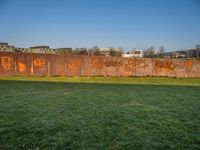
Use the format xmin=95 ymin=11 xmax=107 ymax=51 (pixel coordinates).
xmin=65 ymin=55 xmax=83 ymax=76
xmin=47 ymin=54 xmax=66 ymax=76
xmin=0 ymin=52 xmax=200 ymax=77
xmin=15 ymin=52 xmax=32 ymax=75
xmin=0 ymin=52 xmax=15 ymax=76
xmin=32 ymin=54 xmax=48 ymax=76
xmin=153 ymin=58 xmax=177 ymax=77
xmin=119 ymin=58 xmax=135 ymax=76
xmin=135 ymin=58 xmax=153 ymax=76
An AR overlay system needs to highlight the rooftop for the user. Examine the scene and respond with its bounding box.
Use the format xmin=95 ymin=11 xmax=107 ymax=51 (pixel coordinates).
xmin=0 ymin=42 xmax=9 ymax=45
xmin=29 ymin=46 xmax=50 ymax=49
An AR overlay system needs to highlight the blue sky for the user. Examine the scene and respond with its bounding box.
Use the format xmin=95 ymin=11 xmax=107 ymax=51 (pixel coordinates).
xmin=0 ymin=0 xmax=199 ymax=51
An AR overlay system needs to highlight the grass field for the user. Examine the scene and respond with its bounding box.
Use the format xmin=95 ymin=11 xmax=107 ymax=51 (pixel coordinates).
xmin=0 ymin=77 xmax=200 ymax=149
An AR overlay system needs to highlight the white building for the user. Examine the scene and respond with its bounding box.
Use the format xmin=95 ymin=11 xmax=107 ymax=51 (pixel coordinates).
xmin=123 ymin=49 xmax=144 ymax=58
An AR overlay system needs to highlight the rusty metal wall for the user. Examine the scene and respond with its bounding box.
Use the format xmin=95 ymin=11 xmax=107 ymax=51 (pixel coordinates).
xmin=0 ymin=52 xmax=200 ymax=77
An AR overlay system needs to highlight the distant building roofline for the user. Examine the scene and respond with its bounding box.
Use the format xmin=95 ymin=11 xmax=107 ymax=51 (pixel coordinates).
xmin=30 ymin=46 xmax=49 ymax=49
xmin=99 ymin=48 xmax=111 ymax=52
xmin=57 ymin=48 xmax=72 ymax=50
xmin=0 ymin=42 xmax=8 ymax=45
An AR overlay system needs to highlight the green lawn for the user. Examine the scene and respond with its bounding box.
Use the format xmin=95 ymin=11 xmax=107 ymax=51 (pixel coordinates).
xmin=0 ymin=77 xmax=200 ymax=149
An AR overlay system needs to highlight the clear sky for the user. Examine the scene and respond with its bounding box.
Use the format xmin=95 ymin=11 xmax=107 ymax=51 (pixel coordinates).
xmin=0 ymin=0 xmax=199 ymax=51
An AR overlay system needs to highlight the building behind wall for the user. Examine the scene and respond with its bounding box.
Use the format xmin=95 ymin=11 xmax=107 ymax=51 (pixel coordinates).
xmin=15 ymin=48 xmax=31 ymax=53
xmin=99 ymin=47 xmax=123 ymax=57
xmin=0 ymin=42 xmax=15 ymax=52
xmin=55 ymin=48 xmax=73 ymax=55
xmin=162 ymin=49 xmax=199 ymax=59
xmin=122 ymin=49 xmax=144 ymax=58
xmin=29 ymin=46 xmax=51 ymax=53
xmin=99 ymin=48 xmax=111 ymax=56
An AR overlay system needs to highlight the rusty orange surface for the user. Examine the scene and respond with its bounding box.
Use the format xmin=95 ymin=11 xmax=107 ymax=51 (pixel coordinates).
xmin=33 ymin=58 xmax=45 ymax=67
xmin=1 ymin=56 xmax=13 ymax=71
xmin=18 ymin=62 xmax=26 ymax=73
xmin=0 ymin=52 xmax=200 ymax=77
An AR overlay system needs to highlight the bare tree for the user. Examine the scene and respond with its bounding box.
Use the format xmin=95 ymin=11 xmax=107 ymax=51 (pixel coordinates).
xmin=73 ymin=48 xmax=79 ymax=55
xmin=145 ymin=46 xmax=155 ymax=58
xmin=110 ymin=47 xmax=116 ymax=57
xmin=143 ymin=49 xmax=149 ymax=57
xmin=159 ymin=46 xmax=165 ymax=58
xmin=93 ymin=46 xmax=101 ymax=56
xmin=150 ymin=46 xmax=155 ymax=57
xmin=144 ymin=46 xmax=155 ymax=58
xmin=196 ymin=44 xmax=200 ymax=59
xmin=87 ymin=48 xmax=95 ymax=56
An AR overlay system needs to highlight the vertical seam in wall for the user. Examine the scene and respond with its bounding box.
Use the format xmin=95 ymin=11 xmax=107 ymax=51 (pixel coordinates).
xmin=152 ymin=58 xmax=154 ymax=76
xmin=65 ymin=56 xmax=68 ymax=76
xmin=81 ymin=56 xmax=84 ymax=76
xmin=48 ymin=61 xmax=50 ymax=76
xmin=64 ymin=62 xmax=66 ymax=76
xmin=134 ymin=57 xmax=136 ymax=76
xmin=14 ymin=53 xmax=17 ymax=75
xmin=117 ymin=57 xmax=119 ymax=77
xmin=31 ymin=58 xmax=33 ymax=75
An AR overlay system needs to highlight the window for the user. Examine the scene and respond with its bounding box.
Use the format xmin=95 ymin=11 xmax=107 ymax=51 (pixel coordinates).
xmin=134 ymin=51 xmax=141 ymax=54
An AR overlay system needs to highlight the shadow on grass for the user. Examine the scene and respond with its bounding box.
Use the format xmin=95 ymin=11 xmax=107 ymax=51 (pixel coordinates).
xmin=1 ymin=78 xmax=200 ymax=87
